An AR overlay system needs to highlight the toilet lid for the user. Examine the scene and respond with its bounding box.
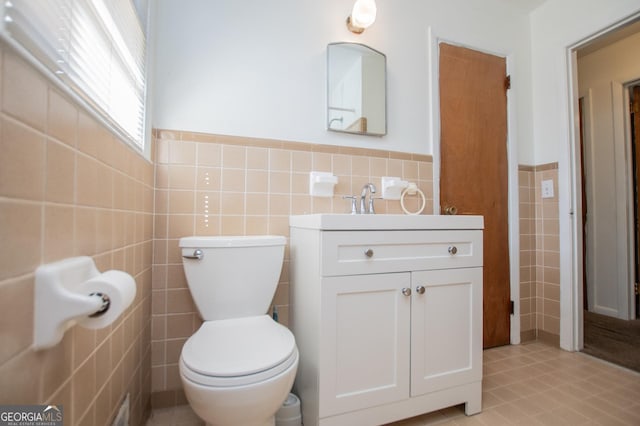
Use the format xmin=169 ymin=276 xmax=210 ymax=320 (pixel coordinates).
xmin=181 ymin=315 xmax=296 ymax=377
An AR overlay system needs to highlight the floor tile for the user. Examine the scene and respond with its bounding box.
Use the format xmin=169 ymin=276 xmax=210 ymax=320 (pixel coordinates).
xmin=146 ymin=342 xmax=640 ymax=426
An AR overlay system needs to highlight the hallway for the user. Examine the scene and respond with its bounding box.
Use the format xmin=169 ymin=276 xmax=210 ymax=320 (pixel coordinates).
xmin=583 ymin=310 xmax=640 ymax=373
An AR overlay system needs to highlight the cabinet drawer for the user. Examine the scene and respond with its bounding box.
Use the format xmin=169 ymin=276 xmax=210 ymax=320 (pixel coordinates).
xmin=321 ymin=230 xmax=482 ymax=276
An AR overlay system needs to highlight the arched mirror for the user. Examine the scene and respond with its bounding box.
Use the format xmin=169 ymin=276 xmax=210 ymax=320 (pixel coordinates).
xmin=327 ymin=42 xmax=387 ymax=136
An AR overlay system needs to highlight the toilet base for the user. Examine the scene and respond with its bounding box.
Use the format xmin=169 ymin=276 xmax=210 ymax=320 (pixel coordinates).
xmin=181 ymin=350 xmax=298 ymax=426
xmin=205 ymin=417 xmax=274 ymax=426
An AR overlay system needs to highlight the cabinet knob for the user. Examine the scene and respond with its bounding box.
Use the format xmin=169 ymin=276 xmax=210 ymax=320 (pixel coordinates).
xmin=448 ymin=246 xmax=458 ymax=255
xmin=416 ymin=285 xmax=425 ymax=295
xmin=402 ymin=287 xmax=412 ymax=296
xmin=364 ymin=248 xmax=374 ymax=258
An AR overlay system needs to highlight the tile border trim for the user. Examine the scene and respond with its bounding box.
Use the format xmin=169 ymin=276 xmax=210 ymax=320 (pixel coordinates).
xmin=153 ymin=128 xmax=433 ymax=162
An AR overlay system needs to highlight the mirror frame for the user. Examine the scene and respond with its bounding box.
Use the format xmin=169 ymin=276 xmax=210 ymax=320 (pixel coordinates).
xmin=326 ymin=42 xmax=387 ymax=136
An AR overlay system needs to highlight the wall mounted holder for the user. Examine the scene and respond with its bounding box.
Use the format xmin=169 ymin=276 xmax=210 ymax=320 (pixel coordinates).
xmin=309 ymin=171 xmax=338 ymax=197
xmin=33 ymin=256 xmax=136 ymax=350
xmin=400 ymin=182 xmax=426 ymax=215
xmin=381 ymin=176 xmax=409 ymax=200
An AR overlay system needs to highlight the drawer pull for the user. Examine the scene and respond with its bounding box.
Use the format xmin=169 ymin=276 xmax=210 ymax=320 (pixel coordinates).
xmin=364 ymin=248 xmax=374 ymax=258
xmin=402 ymin=287 xmax=412 ymax=296
xmin=416 ymin=285 xmax=425 ymax=294
xmin=448 ymin=246 xmax=458 ymax=255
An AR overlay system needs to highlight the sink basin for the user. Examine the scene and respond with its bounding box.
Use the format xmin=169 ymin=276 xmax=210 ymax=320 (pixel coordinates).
xmin=289 ymin=214 xmax=483 ymax=231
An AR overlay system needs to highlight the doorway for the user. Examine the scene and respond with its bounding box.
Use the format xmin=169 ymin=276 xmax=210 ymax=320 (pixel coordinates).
xmin=438 ymin=43 xmax=511 ymax=348
xmin=576 ymin=26 xmax=640 ymax=370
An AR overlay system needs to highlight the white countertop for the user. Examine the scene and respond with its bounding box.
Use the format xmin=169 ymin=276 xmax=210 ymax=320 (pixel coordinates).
xmin=289 ymin=214 xmax=484 ymax=231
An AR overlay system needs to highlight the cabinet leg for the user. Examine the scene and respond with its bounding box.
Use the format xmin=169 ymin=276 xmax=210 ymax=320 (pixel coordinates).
xmin=464 ymin=396 xmax=482 ymax=415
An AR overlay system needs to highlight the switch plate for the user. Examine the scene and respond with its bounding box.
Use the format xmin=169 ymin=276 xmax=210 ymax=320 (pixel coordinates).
xmin=541 ymin=179 xmax=554 ymax=199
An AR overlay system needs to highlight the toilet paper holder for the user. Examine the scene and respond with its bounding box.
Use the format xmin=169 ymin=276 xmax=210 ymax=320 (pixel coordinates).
xmin=33 ymin=256 xmax=135 ymax=350
xmin=88 ymin=292 xmax=111 ymax=317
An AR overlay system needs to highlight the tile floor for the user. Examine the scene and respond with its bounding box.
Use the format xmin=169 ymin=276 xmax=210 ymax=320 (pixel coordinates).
xmin=146 ymin=342 xmax=640 ymax=426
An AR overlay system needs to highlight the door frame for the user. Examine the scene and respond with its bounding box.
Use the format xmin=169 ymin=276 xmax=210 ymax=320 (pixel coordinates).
xmin=565 ymin=12 xmax=640 ymax=351
xmin=620 ymin=81 xmax=638 ymax=319
xmin=427 ymin=27 xmax=521 ymax=344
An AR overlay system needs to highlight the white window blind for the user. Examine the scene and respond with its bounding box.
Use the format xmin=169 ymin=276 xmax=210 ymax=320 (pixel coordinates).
xmin=2 ymin=0 xmax=147 ymax=149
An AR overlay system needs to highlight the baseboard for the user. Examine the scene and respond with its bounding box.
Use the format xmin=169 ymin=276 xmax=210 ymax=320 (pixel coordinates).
xmin=150 ymin=389 xmax=188 ymax=409
xmin=520 ymin=329 xmax=536 ymax=343
xmin=518 ymin=329 xmax=560 ymax=347
xmin=537 ymin=330 xmax=560 ymax=347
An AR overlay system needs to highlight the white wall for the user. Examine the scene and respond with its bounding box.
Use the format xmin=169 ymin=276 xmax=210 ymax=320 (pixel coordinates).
xmin=531 ymin=0 xmax=640 ymax=165
xmin=529 ymin=0 xmax=640 ymax=350
xmin=579 ymin=32 xmax=640 ymax=86
xmin=152 ymin=0 xmax=532 ymax=157
xmin=578 ymin=31 xmax=640 ymax=319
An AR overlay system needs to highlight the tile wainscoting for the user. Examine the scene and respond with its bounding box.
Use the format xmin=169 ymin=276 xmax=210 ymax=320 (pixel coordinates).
xmin=150 ymin=130 xmax=435 ymax=407
xmin=0 ymin=42 xmax=154 ymax=425
xmin=519 ymin=163 xmax=560 ymax=345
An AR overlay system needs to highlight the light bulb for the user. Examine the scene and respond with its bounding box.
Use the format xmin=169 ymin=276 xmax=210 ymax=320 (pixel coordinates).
xmin=347 ymin=0 xmax=377 ymax=34
xmin=352 ymin=0 xmax=377 ymax=28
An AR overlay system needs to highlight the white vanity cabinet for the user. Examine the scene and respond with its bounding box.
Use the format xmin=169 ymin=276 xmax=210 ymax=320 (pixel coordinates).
xmin=289 ymin=215 xmax=483 ymax=426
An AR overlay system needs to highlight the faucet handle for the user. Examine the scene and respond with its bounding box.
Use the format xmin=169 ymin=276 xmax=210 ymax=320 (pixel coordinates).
xmin=342 ymin=195 xmax=358 ymax=214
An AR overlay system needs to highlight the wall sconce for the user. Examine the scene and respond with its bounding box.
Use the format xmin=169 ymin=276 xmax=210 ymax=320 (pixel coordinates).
xmin=346 ymin=0 xmax=377 ymax=34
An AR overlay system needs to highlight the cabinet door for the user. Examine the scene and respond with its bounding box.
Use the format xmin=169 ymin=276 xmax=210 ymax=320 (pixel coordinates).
xmin=320 ymin=273 xmax=411 ymax=417
xmin=410 ymin=268 xmax=482 ymax=396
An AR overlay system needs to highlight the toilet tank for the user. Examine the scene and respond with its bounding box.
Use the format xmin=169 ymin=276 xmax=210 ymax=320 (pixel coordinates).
xmin=179 ymin=236 xmax=286 ymax=321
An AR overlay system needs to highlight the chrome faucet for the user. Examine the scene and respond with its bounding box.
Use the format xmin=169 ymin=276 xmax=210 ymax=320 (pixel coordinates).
xmin=360 ymin=183 xmax=377 ymax=214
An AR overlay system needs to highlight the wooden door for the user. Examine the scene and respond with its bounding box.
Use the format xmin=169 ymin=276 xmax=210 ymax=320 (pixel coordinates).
xmin=410 ymin=268 xmax=482 ymax=400
xmin=439 ymin=43 xmax=510 ymax=348
xmin=319 ymin=273 xmax=411 ymax=417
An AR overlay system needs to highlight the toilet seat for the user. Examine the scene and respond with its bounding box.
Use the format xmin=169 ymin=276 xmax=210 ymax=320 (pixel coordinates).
xmin=180 ymin=348 xmax=298 ymax=388
xmin=180 ymin=315 xmax=297 ymax=387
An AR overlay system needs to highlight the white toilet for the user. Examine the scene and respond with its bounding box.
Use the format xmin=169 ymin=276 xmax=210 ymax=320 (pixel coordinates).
xmin=178 ymin=235 xmax=298 ymax=426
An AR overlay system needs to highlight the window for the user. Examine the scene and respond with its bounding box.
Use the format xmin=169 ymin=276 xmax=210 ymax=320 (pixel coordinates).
xmin=1 ymin=0 xmax=148 ymax=150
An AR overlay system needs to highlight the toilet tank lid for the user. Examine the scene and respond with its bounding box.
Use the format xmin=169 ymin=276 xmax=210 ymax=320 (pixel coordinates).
xmin=179 ymin=235 xmax=286 ymax=248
